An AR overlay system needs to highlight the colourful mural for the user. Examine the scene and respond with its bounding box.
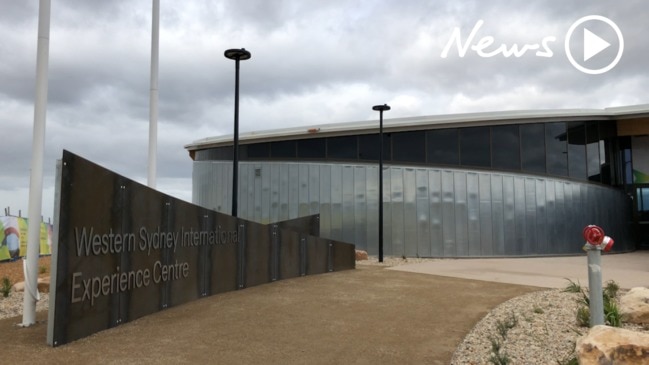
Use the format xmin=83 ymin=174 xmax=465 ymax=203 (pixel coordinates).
xmin=0 ymin=216 xmax=52 ymax=261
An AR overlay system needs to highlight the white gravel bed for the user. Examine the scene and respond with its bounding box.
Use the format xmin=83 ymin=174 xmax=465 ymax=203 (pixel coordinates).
xmin=0 ymin=291 xmax=49 ymax=321
xmin=451 ymin=288 xmax=649 ymax=364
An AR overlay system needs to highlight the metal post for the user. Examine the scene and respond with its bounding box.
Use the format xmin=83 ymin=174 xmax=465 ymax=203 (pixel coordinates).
xmin=147 ymin=0 xmax=160 ymax=188
xmin=587 ymin=249 xmax=605 ymax=326
xmin=373 ymin=104 xmax=390 ymax=262
xmin=23 ymin=0 xmax=50 ymax=327
xmin=224 ymin=48 xmax=251 ymax=217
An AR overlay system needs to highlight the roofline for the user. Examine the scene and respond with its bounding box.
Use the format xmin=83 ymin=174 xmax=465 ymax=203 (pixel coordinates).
xmin=185 ymin=104 xmax=649 ymax=151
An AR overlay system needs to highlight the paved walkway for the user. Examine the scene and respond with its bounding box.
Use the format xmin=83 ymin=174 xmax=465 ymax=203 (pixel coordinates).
xmin=389 ymin=251 xmax=649 ymax=289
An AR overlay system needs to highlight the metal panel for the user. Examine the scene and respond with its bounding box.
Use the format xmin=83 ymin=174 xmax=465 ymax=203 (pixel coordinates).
xmin=261 ymin=164 xmax=271 ymax=223
xmin=428 ymin=170 xmax=443 ymax=257
xmin=415 ymin=169 xmax=431 ymax=257
xmin=306 ymin=236 xmax=328 ymax=275
xmin=502 ymin=175 xmax=516 ymax=255
xmin=513 ymin=177 xmax=525 ymax=255
xmin=309 ymin=165 xmax=320 ymax=215
xmin=467 ymin=172 xmax=481 ymax=256
xmin=288 ymin=164 xmax=299 ymax=219
xmin=545 ymin=181 xmax=557 ymax=253
xmin=240 ymin=164 xmax=250 ymax=218
xmin=555 ymin=182 xmax=566 ymax=253
xmin=491 ymin=174 xmax=505 ymax=255
xmin=390 ymin=168 xmax=405 ymax=257
xmin=441 ymin=170 xmax=456 ymax=256
xmin=279 ymin=164 xmax=290 ymax=221
xmin=298 ymin=164 xmax=309 ymax=217
xmin=193 ymin=161 xmax=631 ymax=258
xmin=478 ymin=173 xmax=493 ymax=256
xmin=535 ymin=178 xmax=547 ymax=254
xmin=319 ymin=165 xmax=332 ymax=241
xmin=269 ymin=164 xmax=280 ymax=223
xmin=365 ymin=166 xmax=379 ymax=255
xmin=403 ymin=168 xmax=418 ymax=257
xmin=454 ymin=171 xmax=468 ymax=256
xmin=563 ymin=182 xmax=574 ymax=254
xmin=342 ymin=165 xmax=355 ymax=243
xmin=382 ymin=165 xmax=393 ymax=256
xmin=330 ymin=165 xmax=343 ymax=240
xmin=524 ymin=178 xmax=536 ymax=254
xmin=354 ymin=166 xmax=367 ymax=251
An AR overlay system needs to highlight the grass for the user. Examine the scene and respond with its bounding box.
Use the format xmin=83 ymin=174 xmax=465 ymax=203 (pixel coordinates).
xmin=1 ymin=276 xmax=12 ymax=298
xmin=572 ymin=279 xmax=622 ymax=327
xmin=39 ymin=265 xmax=48 ymax=275
xmin=496 ymin=312 xmax=518 ymax=339
xmin=562 ymin=279 xmax=582 ymax=293
xmin=488 ymin=336 xmax=511 ymax=365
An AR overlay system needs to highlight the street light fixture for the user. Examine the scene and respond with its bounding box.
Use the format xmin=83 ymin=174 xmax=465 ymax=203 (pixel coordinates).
xmin=372 ymin=104 xmax=390 ymax=263
xmin=224 ymin=48 xmax=251 ymax=218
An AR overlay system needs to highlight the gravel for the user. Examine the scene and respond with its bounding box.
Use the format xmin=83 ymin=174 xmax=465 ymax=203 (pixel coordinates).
xmin=0 ymin=291 xmax=49 ymax=321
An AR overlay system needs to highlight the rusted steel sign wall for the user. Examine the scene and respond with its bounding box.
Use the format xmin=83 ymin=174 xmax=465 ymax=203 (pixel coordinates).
xmin=47 ymin=151 xmax=355 ymax=346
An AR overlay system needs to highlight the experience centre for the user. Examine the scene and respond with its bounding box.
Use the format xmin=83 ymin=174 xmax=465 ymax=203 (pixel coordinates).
xmin=185 ymin=105 xmax=649 ymax=257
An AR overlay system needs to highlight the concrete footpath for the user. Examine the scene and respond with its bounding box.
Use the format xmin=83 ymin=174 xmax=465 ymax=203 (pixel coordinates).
xmin=389 ymin=251 xmax=649 ymax=289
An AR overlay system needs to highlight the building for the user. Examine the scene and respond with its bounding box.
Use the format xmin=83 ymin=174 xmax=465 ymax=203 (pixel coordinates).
xmin=185 ymin=105 xmax=649 ymax=257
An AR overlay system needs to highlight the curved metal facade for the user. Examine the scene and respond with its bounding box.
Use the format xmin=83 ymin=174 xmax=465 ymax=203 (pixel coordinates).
xmin=193 ymin=161 xmax=632 ymax=257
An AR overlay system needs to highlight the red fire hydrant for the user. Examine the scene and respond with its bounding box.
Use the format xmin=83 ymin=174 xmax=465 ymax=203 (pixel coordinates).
xmin=582 ymin=225 xmax=614 ymax=326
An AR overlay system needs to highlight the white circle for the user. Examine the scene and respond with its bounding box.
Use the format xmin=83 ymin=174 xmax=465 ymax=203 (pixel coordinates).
xmin=564 ymin=15 xmax=624 ymax=75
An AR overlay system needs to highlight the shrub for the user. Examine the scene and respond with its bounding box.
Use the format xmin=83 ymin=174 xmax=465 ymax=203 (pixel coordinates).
xmin=604 ymin=280 xmax=619 ymax=299
xmin=576 ymin=306 xmax=590 ymax=327
xmin=1 ymin=277 xmax=12 ymax=298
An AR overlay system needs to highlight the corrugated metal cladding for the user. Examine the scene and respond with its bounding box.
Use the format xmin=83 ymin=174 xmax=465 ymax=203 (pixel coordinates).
xmin=193 ymin=161 xmax=632 ymax=257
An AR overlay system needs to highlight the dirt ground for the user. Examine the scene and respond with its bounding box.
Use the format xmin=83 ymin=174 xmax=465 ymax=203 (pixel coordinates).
xmin=0 ymin=256 xmax=51 ymax=285
xmin=0 ymin=262 xmax=539 ymax=364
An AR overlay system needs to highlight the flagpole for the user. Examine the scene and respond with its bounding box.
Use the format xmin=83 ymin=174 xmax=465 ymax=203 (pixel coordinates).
xmin=22 ymin=0 xmax=51 ymax=327
xmin=148 ymin=0 xmax=160 ymax=188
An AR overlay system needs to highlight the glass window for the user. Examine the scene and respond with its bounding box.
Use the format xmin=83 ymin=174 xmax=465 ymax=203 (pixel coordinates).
xmin=327 ymin=136 xmax=357 ymax=160
xmin=195 ymin=147 xmax=232 ymax=161
xmin=585 ymin=122 xmax=600 ymax=182
xmin=521 ymin=124 xmax=545 ymax=173
xmin=297 ymin=138 xmax=326 ymax=158
xmin=426 ymin=129 xmax=458 ymax=165
xmin=545 ymin=122 xmax=568 ymax=176
xmin=567 ymin=122 xmax=586 ymax=179
xmin=599 ymin=121 xmax=617 ymax=185
xmin=460 ymin=127 xmax=490 ymax=167
xmin=270 ymin=141 xmax=296 ymax=158
xmin=246 ymin=143 xmax=270 ymax=159
xmin=491 ymin=125 xmax=520 ymax=170
xmin=359 ymin=134 xmax=379 ymax=161
xmin=393 ymin=131 xmax=425 ymax=163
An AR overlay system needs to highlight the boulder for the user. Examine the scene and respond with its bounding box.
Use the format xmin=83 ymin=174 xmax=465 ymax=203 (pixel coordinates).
xmin=576 ymin=325 xmax=649 ymax=365
xmin=11 ymin=276 xmax=50 ymax=293
xmin=355 ymin=250 xmax=368 ymax=261
xmin=620 ymin=287 xmax=649 ymax=325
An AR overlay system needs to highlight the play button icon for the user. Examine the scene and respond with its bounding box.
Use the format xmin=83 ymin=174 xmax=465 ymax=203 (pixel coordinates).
xmin=565 ymin=15 xmax=624 ymax=75
xmin=583 ymin=28 xmax=610 ymax=62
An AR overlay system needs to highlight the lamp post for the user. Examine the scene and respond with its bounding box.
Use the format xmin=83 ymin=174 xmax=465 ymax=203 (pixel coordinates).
xmin=224 ymin=48 xmax=251 ymax=217
xmin=372 ymin=104 xmax=390 ymax=262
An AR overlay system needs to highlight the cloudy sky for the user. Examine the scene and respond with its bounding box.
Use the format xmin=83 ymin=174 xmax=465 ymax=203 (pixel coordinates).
xmin=1 ymin=0 xmax=647 ymax=222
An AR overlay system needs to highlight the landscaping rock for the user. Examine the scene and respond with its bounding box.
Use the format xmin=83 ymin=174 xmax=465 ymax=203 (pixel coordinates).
xmin=12 ymin=276 xmax=50 ymax=293
xmin=620 ymin=287 xmax=649 ymax=325
xmin=355 ymin=250 xmax=368 ymax=261
xmin=576 ymin=325 xmax=649 ymax=365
